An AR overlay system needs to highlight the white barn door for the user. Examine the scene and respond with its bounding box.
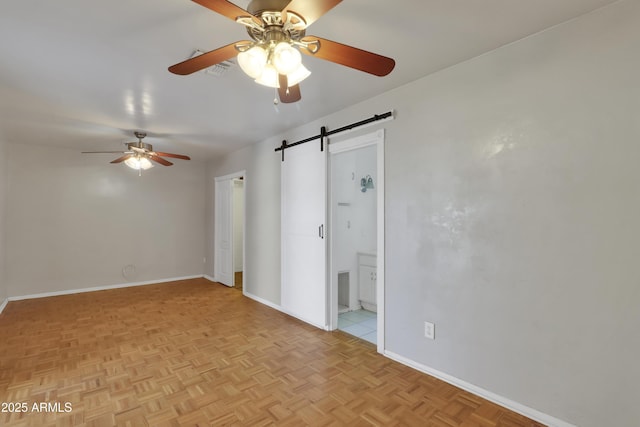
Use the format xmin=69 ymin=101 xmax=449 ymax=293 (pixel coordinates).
xmin=281 ymin=141 xmax=327 ymax=329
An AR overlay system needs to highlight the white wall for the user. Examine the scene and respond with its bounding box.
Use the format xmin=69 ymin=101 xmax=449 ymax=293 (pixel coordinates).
xmin=5 ymin=143 xmax=206 ymax=297
xmin=208 ymin=1 xmax=640 ymax=426
xmin=205 ymin=140 xmax=282 ymax=304
xmin=0 ymin=134 xmax=7 ymax=304
xmin=380 ymin=3 xmax=640 ymax=425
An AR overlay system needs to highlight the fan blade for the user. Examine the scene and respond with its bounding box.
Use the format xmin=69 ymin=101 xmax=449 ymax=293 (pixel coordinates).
xmin=191 ymin=0 xmax=261 ymax=25
xmin=110 ymin=154 xmax=133 ymax=164
xmin=153 ymin=152 xmax=191 ymax=160
xmin=278 ymin=74 xmax=302 ymax=103
xmin=82 ymin=151 xmax=131 ymax=154
xmin=300 ymin=36 xmax=395 ymax=76
xmin=149 ymin=155 xmax=173 ymax=166
xmin=283 ymin=0 xmax=342 ymax=28
xmin=169 ymin=42 xmax=248 ymax=75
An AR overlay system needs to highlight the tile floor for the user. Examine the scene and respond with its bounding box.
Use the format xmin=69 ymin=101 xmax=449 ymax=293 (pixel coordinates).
xmin=338 ymin=309 xmax=377 ymax=344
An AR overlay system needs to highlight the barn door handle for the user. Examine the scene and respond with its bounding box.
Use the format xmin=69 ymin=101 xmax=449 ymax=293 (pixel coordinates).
xmin=319 ymin=224 xmax=324 ymax=239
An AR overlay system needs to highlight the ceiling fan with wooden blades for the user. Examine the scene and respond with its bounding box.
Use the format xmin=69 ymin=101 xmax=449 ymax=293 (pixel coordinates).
xmin=168 ymin=0 xmax=395 ymax=103
xmin=82 ymin=132 xmax=190 ymax=174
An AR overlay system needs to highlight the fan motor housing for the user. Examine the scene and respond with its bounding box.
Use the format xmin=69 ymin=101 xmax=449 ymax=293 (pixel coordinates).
xmin=127 ymin=142 xmax=153 ymax=151
xmin=247 ymin=0 xmax=290 ymax=15
xmin=246 ymin=0 xmax=306 ymax=42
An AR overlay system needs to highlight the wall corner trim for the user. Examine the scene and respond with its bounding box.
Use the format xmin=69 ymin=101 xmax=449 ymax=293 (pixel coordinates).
xmin=0 ymin=298 xmax=8 ymax=315
xmin=383 ymin=350 xmax=576 ymax=427
xmin=203 ymin=274 xmax=216 ymax=282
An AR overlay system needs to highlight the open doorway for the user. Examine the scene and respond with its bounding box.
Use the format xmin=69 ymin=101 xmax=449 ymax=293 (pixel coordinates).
xmin=232 ymin=177 xmax=244 ymax=291
xmin=329 ymin=130 xmax=385 ymax=351
xmin=214 ymin=171 xmax=246 ymax=291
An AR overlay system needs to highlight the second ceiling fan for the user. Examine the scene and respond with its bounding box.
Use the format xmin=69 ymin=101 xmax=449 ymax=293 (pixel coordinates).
xmin=82 ymin=132 xmax=191 ymax=175
xmin=169 ymin=0 xmax=395 ymax=103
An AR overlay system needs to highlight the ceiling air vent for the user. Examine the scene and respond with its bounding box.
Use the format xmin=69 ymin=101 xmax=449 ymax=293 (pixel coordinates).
xmin=205 ymin=60 xmax=235 ymax=77
xmin=190 ymin=50 xmax=235 ymax=77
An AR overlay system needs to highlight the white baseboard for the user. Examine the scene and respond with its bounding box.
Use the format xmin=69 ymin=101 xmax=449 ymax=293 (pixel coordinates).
xmin=8 ymin=275 xmax=204 ymax=301
xmin=281 ymin=308 xmax=329 ymax=331
xmin=0 ymin=298 xmax=8 ymax=315
xmin=203 ymin=275 xmax=236 ymax=288
xmin=384 ymin=350 xmax=575 ymax=427
xmin=243 ymin=290 xmax=282 ymax=311
xmin=243 ymin=291 xmax=328 ymax=331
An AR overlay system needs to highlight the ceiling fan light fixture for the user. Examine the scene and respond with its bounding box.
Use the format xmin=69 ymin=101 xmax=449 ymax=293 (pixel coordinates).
xmin=124 ymin=156 xmax=154 ymax=171
xmin=272 ymin=42 xmax=301 ymax=75
xmin=168 ymin=0 xmax=396 ymax=104
xmin=286 ymin=63 xmax=311 ymax=86
xmin=237 ymin=45 xmax=268 ymax=78
xmin=255 ymin=63 xmax=279 ymax=88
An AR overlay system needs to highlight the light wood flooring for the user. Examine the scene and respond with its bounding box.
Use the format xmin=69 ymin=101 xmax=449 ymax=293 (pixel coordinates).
xmin=0 ymin=278 xmax=545 ymax=426
xmin=234 ymin=272 xmax=243 ymax=292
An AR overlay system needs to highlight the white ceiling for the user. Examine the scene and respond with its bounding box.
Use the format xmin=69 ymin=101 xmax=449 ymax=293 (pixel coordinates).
xmin=0 ymin=0 xmax=619 ymax=159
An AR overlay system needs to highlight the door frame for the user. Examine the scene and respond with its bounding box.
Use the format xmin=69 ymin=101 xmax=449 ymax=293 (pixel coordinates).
xmin=328 ymin=129 xmax=385 ymax=353
xmin=214 ymin=170 xmax=246 ymax=291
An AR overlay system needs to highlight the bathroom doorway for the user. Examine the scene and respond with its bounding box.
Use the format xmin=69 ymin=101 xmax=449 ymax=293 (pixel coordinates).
xmin=329 ymin=130 xmax=385 ymax=350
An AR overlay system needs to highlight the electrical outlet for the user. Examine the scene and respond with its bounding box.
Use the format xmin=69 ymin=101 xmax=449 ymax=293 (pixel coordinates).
xmin=424 ymin=321 xmax=435 ymax=340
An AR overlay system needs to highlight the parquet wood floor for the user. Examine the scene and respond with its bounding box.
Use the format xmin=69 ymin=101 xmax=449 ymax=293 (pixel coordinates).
xmin=234 ymin=272 xmax=243 ymax=292
xmin=0 ymin=278 xmax=546 ymax=426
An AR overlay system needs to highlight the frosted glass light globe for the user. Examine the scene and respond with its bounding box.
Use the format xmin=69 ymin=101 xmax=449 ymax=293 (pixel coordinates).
xmin=272 ymin=42 xmax=301 ymax=75
xmin=124 ymin=156 xmax=153 ymax=170
xmin=255 ymin=64 xmax=279 ymax=88
xmin=286 ymin=63 xmax=311 ymax=86
xmin=237 ymin=45 xmax=268 ymax=79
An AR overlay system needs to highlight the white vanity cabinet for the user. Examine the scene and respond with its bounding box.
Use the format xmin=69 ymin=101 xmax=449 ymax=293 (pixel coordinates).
xmin=358 ymin=252 xmax=377 ymax=312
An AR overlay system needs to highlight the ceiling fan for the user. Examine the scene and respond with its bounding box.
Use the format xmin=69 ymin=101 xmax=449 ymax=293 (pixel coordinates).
xmin=168 ymin=0 xmax=396 ymax=103
xmin=82 ymin=132 xmax=191 ymax=174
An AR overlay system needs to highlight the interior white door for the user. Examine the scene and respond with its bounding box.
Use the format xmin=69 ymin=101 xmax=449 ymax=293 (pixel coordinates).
xmin=281 ymin=141 xmax=327 ymax=328
xmin=214 ymin=178 xmax=234 ymax=287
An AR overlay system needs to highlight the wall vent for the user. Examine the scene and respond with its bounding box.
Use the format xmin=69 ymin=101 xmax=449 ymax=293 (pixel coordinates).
xmin=205 ymin=60 xmax=235 ymax=77
xmin=190 ymin=50 xmax=236 ymax=77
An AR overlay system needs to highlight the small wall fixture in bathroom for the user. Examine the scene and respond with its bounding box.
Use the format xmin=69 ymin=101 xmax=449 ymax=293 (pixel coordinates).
xmin=361 ymin=175 xmax=374 ymax=192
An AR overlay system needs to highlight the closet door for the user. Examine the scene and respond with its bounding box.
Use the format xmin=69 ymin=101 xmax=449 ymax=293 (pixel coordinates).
xmin=281 ymin=141 xmax=327 ymax=328
xmin=214 ymin=178 xmax=234 ymax=286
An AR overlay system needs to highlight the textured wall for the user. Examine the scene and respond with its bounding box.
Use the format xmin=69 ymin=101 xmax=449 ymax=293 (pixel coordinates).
xmin=381 ymin=2 xmax=640 ymax=425
xmin=5 ymin=143 xmax=206 ymax=296
xmin=206 ymin=140 xmax=282 ymax=304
